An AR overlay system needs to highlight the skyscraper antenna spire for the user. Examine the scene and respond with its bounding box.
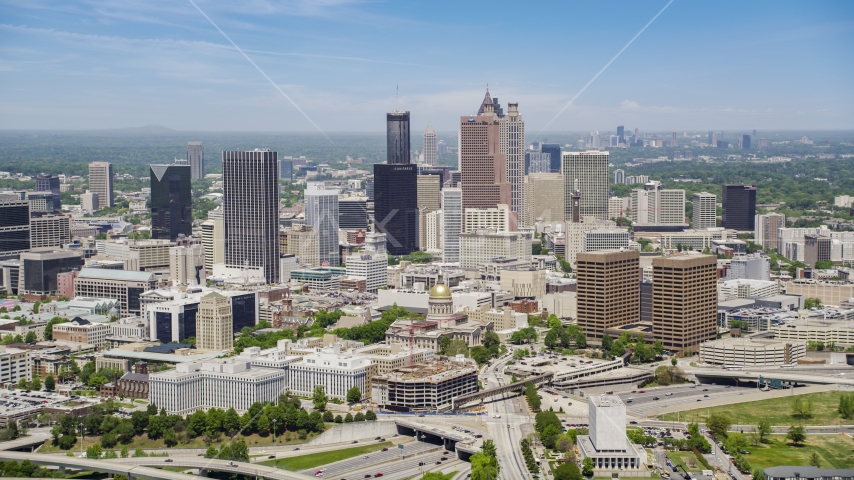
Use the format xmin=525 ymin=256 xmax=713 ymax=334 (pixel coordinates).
xmin=396 ymin=84 xmax=399 ymax=112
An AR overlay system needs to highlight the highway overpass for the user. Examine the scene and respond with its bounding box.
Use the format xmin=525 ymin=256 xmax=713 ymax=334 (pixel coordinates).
xmin=449 ymin=372 xmax=554 ymax=410
xmin=689 ymin=368 xmax=854 ymax=387
xmin=0 ymin=450 xmax=315 ymax=480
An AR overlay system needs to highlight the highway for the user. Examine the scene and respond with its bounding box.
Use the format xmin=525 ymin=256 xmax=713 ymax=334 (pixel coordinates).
xmin=613 ymin=383 xmax=757 ymax=417
xmin=483 ymin=355 xmax=532 ymax=480
xmin=294 ymin=441 xmax=438 ymax=477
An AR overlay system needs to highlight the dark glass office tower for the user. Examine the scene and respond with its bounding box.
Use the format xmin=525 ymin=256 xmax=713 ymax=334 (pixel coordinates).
xmin=373 ymin=163 xmax=417 ymax=255
xmin=742 ymin=135 xmax=751 ymax=150
xmin=35 ymin=175 xmax=61 ymax=211
xmin=0 ymin=195 xmax=30 ymax=256
xmin=722 ymin=184 xmax=757 ymax=231
xmin=541 ymin=143 xmax=562 ymax=173
xmin=150 ymin=164 xmax=193 ymax=241
xmin=223 ymin=149 xmax=279 ymax=284
xmin=386 ymin=111 xmax=411 ymax=165
xmin=617 ymin=125 xmax=625 ymax=145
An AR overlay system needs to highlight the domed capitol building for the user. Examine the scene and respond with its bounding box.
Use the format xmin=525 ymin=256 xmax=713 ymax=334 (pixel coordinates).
xmin=383 ymin=274 xmax=494 ymax=351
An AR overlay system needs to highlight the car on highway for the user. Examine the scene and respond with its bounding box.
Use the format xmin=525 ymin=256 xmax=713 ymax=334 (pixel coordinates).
xmin=381 ymin=448 xmax=388 ymax=451
xmin=665 ymin=392 xmax=672 ymax=396
xmin=365 ymin=475 xmax=372 ymax=479
xmin=164 ymin=459 xmax=173 ymax=462
xmin=562 ymin=395 xmax=568 ymax=398
xmin=653 ymin=396 xmax=660 ymax=400
xmin=268 ymin=455 xmax=275 ymax=459
xmin=703 ymin=388 xmax=709 ymax=391
xmin=363 ymin=455 xmax=369 ymax=459
xmin=436 ymin=461 xmax=442 ymax=464
xmin=444 ymin=451 xmax=449 ymax=454
xmin=441 ymin=457 xmax=448 ymax=461
xmin=294 ymin=447 xmax=301 ymax=450
xmin=704 ymin=394 xmax=709 ymax=397
xmin=315 ymin=471 xmax=323 ymax=477
xmin=638 ymin=390 xmax=645 ymax=393
xmin=352 ymin=441 xmax=358 ymax=444
xmin=627 ymin=396 xmax=634 ymax=400
xmin=374 ymin=474 xmax=383 ymax=478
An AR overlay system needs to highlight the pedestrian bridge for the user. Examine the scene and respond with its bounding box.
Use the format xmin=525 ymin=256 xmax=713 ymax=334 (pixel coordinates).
xmin=449 ymin=372 xmax=554 ymax=410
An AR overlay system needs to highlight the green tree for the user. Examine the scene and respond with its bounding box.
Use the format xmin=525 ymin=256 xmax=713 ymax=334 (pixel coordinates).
xmin=787 ymin=425 xmax=806 ymax=446
xmin=814 ymin=260 xmax=834 ymax=270
xmin=804 ymin=297 xmax=822 ymax=309
xmin=445 ymin=338 xmax=470 ymax=357
xmin=582 ymin=457 xmax=594 ymax=476
xmin=322 ymin=410 xmax=334 ymax=423
xmin=671 ymin=357 xmax=678 ymax=366
xmin=353 ymin=412 xmax=365 ymax=422
xmin=85 ymin=443 xmax=103 ymax=459
xmin=809 ymin=452 xmax=822 ymax=468
xmin=313 ymin=385 xmax=328 ymax=411
xmin=707 ymin=413 xmax=732 ymax=439
xmin=44 ymin=375 xmax=55 ymax=392
xmin=554 ymin=461 xmax=583 ymax=480
xmin=256 ymin=414 xmax=270 ymax=436
xmin=792 ymin=396 xmax=813 ymax=418
xmin=30 ymin=377 xmax=41 ymax=391
xmin=223 ymin=408 xmax=241 ymax=436
xmin=839 ymin=393 xmax=854 ymax=419
xmin=365 ymin=410 xmax=377 ymax=421
xmin=334 ymin=415 xmax=343 ymax=423
xmin=346 ymin=386 xmax=362 ymax=404
xmin=120 ymin=446 xmax=129 ymax=458
xmin=163 ymin=428 xmax=178 ymax=447
xmin=344 ymin=413 xmax=353 ymax=423
xmin=601 ymin=334 xmax=613 ymax=352
xmin=24 ymin=331 xmax=36 ymax=343
xmin=437 ymin=336 xmax=452 ymax=355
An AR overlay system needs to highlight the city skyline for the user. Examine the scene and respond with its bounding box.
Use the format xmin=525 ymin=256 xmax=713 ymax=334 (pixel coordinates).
xmin=1 ymin=1 xmax=852 ymax=132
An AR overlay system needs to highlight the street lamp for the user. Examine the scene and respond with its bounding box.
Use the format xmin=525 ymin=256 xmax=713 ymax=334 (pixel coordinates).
xmin=78 ymin=422 xmax=84 ymax=456
xmin=272 ymin=419 xmax=277 ymax=448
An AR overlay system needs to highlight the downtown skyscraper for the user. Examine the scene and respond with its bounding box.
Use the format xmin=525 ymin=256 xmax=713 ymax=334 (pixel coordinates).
xmin=498 ymin=101 xmax=525 ymax=220
xmin=374 ymin=110 xmax=418 ymax=255
xmin=304 ymin=182 xmax=340 ymax=267
xmin=150 ymin=163 xmax=193 ymax=241
xmin=88 ymin=161 xmax=114 ymax=208
xmin=188 ymin=142 xmax=204 ymax=180
xmin=423 ymin=122 xmax=437 ymax=166
xmin=222 ymin=149 xmax=279 ymax=284
xmin=459 ymin=89 xmax=512 ymax=213
xmin=562 ymin=151 xmax=609 ymax=220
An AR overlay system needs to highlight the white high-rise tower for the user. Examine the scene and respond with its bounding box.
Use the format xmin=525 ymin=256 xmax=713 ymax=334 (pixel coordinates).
xmin=499 ymin=103 xmax=525 ymax=225
xmin=423 ymin=122 xmax=437 ymax=166
xmin=441 ymin=188 xmax=463 ymax=264
xmin=304 ymin=182 xmax=340 ymax=267
xmin=562 ymin=151 xmax=609 ymax=220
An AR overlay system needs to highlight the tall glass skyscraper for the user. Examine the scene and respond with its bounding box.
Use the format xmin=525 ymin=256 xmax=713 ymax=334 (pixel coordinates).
xmin=35 ymin=175 xmax=61 ymax=211
xmin=150 ymin=163 xmax=192 ymax=240
xmin=375 ymin=109 xmax=418 ymax=255
xmin=386 ymin=111 xmax=411 ymax=165
xmin=222 ymin=149 xmax=279 ymax=284
xmin=541 ymin=143 xmax=562 ymax=173
xmin=304 ymin=182 xmax=340 ymax=267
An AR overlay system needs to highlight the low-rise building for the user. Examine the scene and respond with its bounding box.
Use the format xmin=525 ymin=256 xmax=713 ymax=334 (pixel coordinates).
xmin=289 ymin=345 xmax=375 ymax=401
xmin=371 ymin=355 xmax=478 ymax=411
xmin=148 ymin=352 xmax=287 ymax=415
xmin=52 ymin=319 xmax=109 ymax=347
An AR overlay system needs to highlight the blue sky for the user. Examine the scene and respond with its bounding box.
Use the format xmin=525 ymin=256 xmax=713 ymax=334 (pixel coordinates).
xmin=1 ymin=0 xmax=853 ymax=133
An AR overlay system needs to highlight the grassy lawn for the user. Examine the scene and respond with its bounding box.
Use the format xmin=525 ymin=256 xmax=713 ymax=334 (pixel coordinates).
xmin=740 ymin=434 xmax=854 ymax=469
xmin=668 ymin=451 xmax=703 ymax=472
xmin=258 ymin=442 xmax=392 ymax=471
xmin=659 ymin=391 xmax=850 ymax=426
xmin=38 ymin=430 xmax=322 ymax=453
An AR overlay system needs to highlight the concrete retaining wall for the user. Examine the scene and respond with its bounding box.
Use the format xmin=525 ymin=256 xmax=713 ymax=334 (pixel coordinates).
xmin=308 ymin=421 xmax=399 ymax=445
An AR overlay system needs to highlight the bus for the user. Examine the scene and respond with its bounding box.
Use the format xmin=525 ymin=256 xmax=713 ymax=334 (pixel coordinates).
xmin=725 ymin=365 xmax=743 ymax=371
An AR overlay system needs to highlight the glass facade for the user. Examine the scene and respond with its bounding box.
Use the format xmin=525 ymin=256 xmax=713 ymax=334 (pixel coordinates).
xmin=150 ymin=164 xmax=193 ymax=241
xmin=541 ymin=144 xmax=562 ymax=173
xmin=230 ymin=293 xmax=256 ymax=334
xmin=0 ymin=202 xmax=30 ymax=255
xmin=386 ymin=111 xmax=410 ymax=165
xmin=373 ymin=163 xmax=418 ymax=255
xmin=23 ymin=256 xmax=83 ymax=295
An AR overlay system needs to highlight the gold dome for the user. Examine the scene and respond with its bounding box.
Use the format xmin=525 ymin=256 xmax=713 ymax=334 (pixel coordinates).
xmin=429 ymin=282 xmax=452 ymax=298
